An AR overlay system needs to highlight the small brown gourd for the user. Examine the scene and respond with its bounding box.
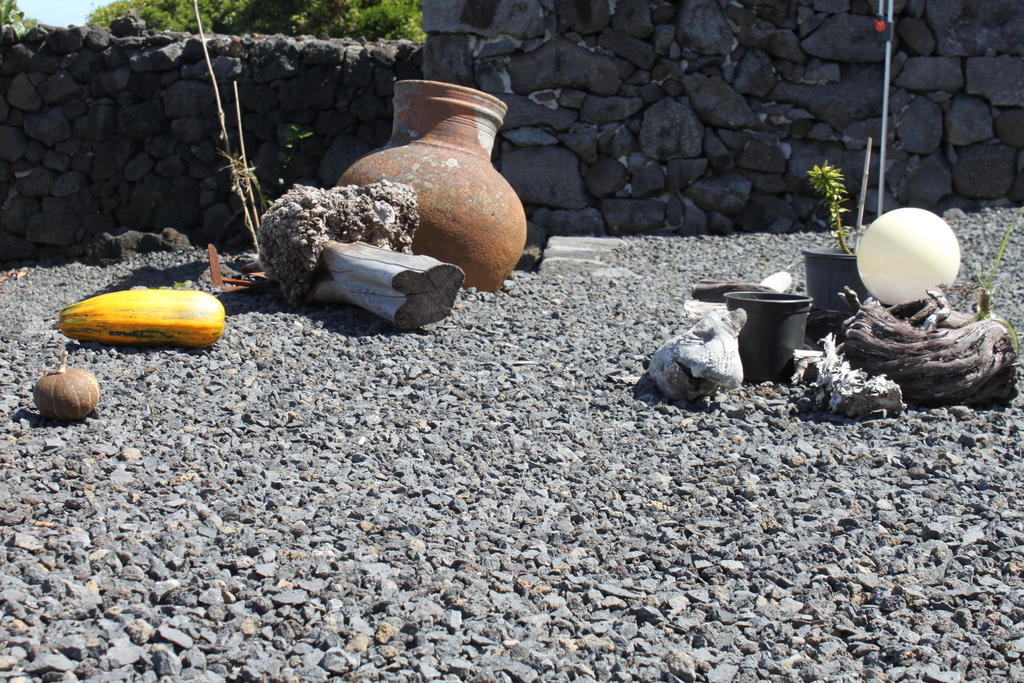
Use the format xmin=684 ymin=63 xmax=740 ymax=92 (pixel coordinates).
xmin=33 ymin=352 xmax=101 ymax=421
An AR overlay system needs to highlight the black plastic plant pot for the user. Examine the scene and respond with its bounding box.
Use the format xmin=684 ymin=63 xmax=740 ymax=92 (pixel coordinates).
xmin=802 ymin=247 xmax=871 ymax=312
xmin=724 ymin=291 xmax=813 ymax=384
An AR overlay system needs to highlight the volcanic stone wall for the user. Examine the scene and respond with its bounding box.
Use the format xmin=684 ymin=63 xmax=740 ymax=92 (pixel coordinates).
xmin=424 ymin=0 xmax=1024 ymax=237
xmin=0 ymin=24 xmax=420 ymax=261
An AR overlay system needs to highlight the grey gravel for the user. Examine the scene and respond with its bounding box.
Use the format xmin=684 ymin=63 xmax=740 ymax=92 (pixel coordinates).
xmin=1 ymin=206 xmax=1023 ymax=681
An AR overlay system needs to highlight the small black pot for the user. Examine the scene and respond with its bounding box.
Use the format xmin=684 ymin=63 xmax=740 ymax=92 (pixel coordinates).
xmin=803 ymin=247 xmax=870 ymax=312
xmin=724 ymin=291 xmax=813 ymax=383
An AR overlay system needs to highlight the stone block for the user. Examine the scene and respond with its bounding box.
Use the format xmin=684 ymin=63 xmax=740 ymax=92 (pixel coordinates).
xmin=966 ymin=57 xmax=1024 ymax=107
xmin=536 ymin=208 xmax=606 ymax=236
xmin=598 ymin=29 xmax=656 ymax=70
xmin=685 ymin=172 xmax=752 ymax=215
xmin=952 ymin=144 xmax=1016 ymax=199
xmin=770 ymin=64 xmax=883 ymax=130
xmin=628 ymin=155 xmax=665 ymax=198
xmin=639 ymin=98 xmax=703 ymax=160
xmin=423 ymin=34 xmax=475 ymax=85
xmin=0 ymin=126 xmax=27 ymax=162
xmin=501 ymin=146 xmax=589 ymax=209
xmin=601 ymin=198 xmax=666 ymax=235
xmin=39 ymin=71 xmax=81 ymax=105
xmin=895 ymin=96 xmax=942 ymax=155
xmin=555 ymin=0 xmax=609 ymax=34
xmin=903 ymin=153 xmax=952 ymax=208
xmin=995 ymin=109 xmax=1024 ymax=148
xmin=802 ymin=14 xmax=884 ymax=63
xmin=676 ymin=0 xmax=733 ymax=56
xmin=498 ymin=94 xmax=577 ymax=131
xmin=945 ymin=96 xmax=993 ymax=146
xmin=612 ymin=0 xmax=653 ymax=38
xmin=895 ymin=57 xmax=963 ymax=92
xmin=23 ymin=109 xmax=72 ymax=146
xmin=509 ymin=39 xmax=622 ymax=96
xmin=423 ymin=0 xmax=544 ymax=39
xmin=130 ymin=43 xmax=183 ymax=72
xmin=734 ymin=50 xmax=777 ymax=98
xmin=682 ymin=73 xmax=758 ymax=130
xmin=926 ymin=0 xmax=1024 ymax=56
xmin=666 ymin=158 xmax=708 ymax=192
xmin=7 ymin=73 xmax=42 ymax=111
xmin=579 ymin=95 xmax=644 ymax=125
xmin=897 ymin=17 xmax=935 ymax=56
xmin=737 ymin=139 xmax=786 ymax=173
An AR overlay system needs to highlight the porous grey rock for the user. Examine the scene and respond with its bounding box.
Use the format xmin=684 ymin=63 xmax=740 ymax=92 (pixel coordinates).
xmin=257 ymin=180 xmax=418 ymax=302
xmin=639 ymin=98 xmax=704 ymax=160
xmin=952 ymin=144 xmax=1016 ymax=199
xmin=945 ymin=96 xmax=993 ymax=146
xmin=895 ymin=57 xmax=964 ymax=92
xmin=501 ymin=146 xmax=588 ymax=209
xmin=966 ymin=56 xmax=1024 ymax=107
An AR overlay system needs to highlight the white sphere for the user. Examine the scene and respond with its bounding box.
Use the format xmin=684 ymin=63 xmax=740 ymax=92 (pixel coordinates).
xmin=857 ymin=207 xmax=961 ymax=304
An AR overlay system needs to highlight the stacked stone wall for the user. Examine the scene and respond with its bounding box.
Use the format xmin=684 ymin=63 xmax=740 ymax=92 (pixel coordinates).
xmin=424 ymin=0 xmax=1024 ymax=238
xmin=0 ymin=24 xmax=420 ymax=261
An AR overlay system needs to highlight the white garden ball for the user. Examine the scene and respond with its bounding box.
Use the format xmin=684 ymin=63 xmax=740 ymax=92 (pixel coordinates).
xmin=857 ymin=207 xmax=961 ymax=304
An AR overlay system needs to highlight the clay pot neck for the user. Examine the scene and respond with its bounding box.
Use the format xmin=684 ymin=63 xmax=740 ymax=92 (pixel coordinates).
xmin=388 ymin=80 xmax=507 ymax=161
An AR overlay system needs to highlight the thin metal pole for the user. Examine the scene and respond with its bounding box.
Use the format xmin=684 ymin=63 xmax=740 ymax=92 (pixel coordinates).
xmin=877 ymin=0 xmax=894 ymax=218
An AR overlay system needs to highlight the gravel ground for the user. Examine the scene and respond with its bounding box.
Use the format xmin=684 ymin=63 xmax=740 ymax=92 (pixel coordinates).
xmin=1 ymin=205 xmax=1023 ymax=682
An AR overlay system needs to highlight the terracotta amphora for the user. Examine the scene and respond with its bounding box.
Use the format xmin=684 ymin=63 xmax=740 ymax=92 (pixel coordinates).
xmin=338 ymin=80 xmax=526 ymax=292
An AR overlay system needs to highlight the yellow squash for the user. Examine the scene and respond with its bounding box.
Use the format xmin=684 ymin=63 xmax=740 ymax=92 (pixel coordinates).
xmin=58 ymin=289 xmax=225 ymax=348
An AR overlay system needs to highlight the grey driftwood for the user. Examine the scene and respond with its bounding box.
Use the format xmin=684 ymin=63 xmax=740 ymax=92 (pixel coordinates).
xmin=307 ymin=241 xmax=464 ymax=329
xmin=649 ymin=307 xmax=747 ymax=400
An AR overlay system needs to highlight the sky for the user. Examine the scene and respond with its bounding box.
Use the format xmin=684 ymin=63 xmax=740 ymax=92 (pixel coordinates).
xmin=19 ymin=0 xmax=103 ymax=27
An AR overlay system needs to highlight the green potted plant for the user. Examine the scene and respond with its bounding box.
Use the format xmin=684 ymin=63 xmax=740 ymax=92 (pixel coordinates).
xmin=803 ymin=161 xmax=870 ymax=311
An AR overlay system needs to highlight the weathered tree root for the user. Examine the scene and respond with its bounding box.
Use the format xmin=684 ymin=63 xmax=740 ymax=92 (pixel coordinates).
xmin=839 ymin=293 xmax=1018 ymax=406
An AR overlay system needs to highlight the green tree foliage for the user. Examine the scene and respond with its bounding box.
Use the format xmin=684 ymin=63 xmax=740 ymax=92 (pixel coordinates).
xmin=1 ymin=0 xmax=35 ymax=37
xmin=87 ymin=0 xmax=424 ymax=40
xmin=88 ymin=0 xmax=238 ymax=33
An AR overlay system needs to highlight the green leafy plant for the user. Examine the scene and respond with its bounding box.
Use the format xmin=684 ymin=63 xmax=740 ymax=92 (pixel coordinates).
xmin=1 ymin=0 xmax=29 ymax=37
xmin=974 ymin=206 xmax=1021 ymax=351
xmin=807 ymin=162 xmax=853 ymax=255
xmin=276 ymin=124 xmax=313 ymax=188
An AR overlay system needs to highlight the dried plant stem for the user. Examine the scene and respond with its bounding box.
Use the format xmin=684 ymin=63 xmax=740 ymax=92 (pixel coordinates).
xmin=192 ymin=0 xmax=260 ymax=252
xmin=233 ymin=81 xmax=263 ymax=244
